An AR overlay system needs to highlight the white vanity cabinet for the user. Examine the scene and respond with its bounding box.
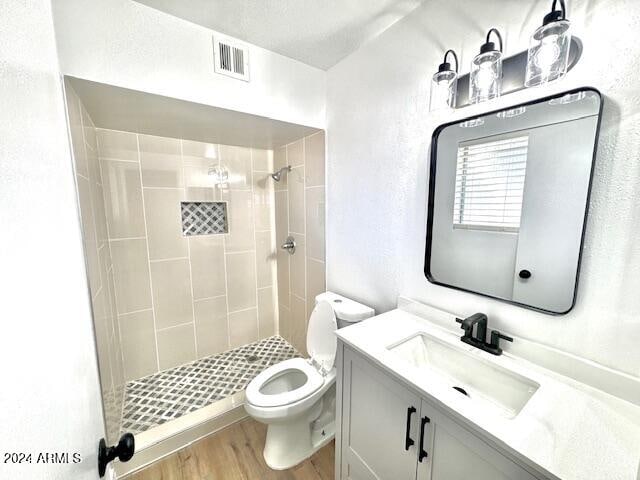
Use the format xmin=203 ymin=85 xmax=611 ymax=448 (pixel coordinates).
xmin=337 ymin=346 xmax=541 ymax=480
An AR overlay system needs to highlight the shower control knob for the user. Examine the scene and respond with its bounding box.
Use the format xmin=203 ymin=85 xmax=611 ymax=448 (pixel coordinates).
xmin=519 ymin=269 xmax=532 ymax=279
xmin=281 ymin=236 xmax=296 ymax=255
xmin=98 ymin=433 xmax=135 ymax=477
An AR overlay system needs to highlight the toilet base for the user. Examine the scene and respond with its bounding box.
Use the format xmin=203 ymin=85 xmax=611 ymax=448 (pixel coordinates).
xmin=263 ymin=418 xmax=335 ymax=470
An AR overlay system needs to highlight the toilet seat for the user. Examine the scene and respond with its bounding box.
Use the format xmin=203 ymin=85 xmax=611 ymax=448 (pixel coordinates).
xmin=246 ymin=301 xmax=338 ymax=409
xmin=246 ymin=358 xmax=324 ymax=408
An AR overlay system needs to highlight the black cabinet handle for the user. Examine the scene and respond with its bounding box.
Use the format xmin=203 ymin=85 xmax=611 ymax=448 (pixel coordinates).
xmin=418 ymin=416 xmax=430 ymax=462
xmin=404 ymin=406 xmax=416 ymax=450
xmin=519 ymin=269 xmax=532 ymax=279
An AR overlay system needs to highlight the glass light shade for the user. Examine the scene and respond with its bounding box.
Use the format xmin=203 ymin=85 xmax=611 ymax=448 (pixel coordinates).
xmin=470 ymin=51 xmax=502 ymax=104
xmin=525 ymin=20 xmax=571 ymax=87
xmin=429 ymin=70 xmax=458 ymax=111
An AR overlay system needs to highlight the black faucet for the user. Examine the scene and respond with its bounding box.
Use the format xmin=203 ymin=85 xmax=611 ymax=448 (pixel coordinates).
xmin=455 ymin=313 xmax=513 ymax=355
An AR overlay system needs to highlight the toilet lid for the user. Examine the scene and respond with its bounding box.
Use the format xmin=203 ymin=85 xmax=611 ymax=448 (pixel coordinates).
xmin=306 ymin=300 xmax=337 ymax=371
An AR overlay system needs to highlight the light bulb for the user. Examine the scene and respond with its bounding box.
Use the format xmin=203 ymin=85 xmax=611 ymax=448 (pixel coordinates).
xmin=475 ymin=62 xmax=496 ymax=91
xmin=534 ymin=35 xmax=561 ymax=72
xmin=469 ymin=29 xmax=503 ymax=104
xmin=525 ymin=0 xmax=571 ymax=87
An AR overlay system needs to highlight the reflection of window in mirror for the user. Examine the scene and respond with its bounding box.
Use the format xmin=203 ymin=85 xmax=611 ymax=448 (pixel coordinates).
xmin=453 ymin=135 xmax=528 ymax=233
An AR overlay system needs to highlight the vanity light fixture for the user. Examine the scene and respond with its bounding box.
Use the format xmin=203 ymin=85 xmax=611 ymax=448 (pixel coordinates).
xmin=429 ymin=49 xmax=459 ymax=111
xmin=525 ymin=0 xmax=571 ymax=87
xmin=470 ymin=28 xmax=503 ymax=104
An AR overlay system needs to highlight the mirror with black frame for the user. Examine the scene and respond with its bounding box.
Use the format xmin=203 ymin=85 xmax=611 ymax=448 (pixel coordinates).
xmin=425 ymin=88 xmax=602 ymax=314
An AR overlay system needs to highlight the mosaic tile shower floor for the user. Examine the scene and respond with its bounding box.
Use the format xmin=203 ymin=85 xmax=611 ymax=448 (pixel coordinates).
xmin=120 ymin=336 xmax=299 ymax=435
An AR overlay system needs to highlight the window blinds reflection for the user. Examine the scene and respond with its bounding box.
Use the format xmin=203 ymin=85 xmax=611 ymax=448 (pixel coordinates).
xmin=453 ymin=135 xmax=529 ymax=232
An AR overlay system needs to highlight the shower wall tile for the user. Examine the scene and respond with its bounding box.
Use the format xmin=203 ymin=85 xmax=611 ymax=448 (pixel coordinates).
xmin=220 ymin=145 xmax=251 ymax=190
xmin=226 ymin=252 xmax=257 ymax=312
xmin=110 ymin=239 xmax=152 ymax=314
xmin=106 ymin=269 xmax=125 ymax=388
xmin=194 ymin=296 xmax=228 ymax=356
xmin=288 ymin=166 xmax=305 ymax=234
xmin=157 ymin=324 xmax=196 ymax=371
xmin=101 ymin=159 xmax=146 ymax=238
xmin=182 ymin=140 xmax=218 ymax=160
xmin=305 ymin=187 xmax=325 ymax=261
xmin=290 ymin=295 xmax=308 ymax=355
xmin=274 ymin=131 xmax=325 ymax=352
xmin=92 ymin=289 xmax=111 ymax=392
xmin=183 ymin=163 xmax=218 ymax=201
xmin=93 ymin=184 xmax=108 ymax=247
xmin=305 ymin=132 xmax=325 ymax=187
xmin=258 ymin=287 xmax=276 ymax=338
xmin=96 ymin=129 xmax=138 ymax=161
xmin=290 ymin=235 xmax=306 ymax=300
xmin=275 ymin=191 xmax=289 ymax=245
xmin=274 ymin=146 xmax=288 ymax=190
xmin=277 ymin=250 xmax=290 ymax=309
xmin=66 ymin=88 xmax=88 ymax=178
xmin=143 ymin=188 xmax=187 ymax=260
xmin=306 ymin=258 xmax=326 ymax=317
xmin=255 ymin=230 xmax=274 ymax=288
xmin=189 ymin=235 xmax=227 ymax=300
xmin=81 ymin=106 xmax=98 ymax=152
xmin=287 ymin=139 xmax=304 ymax=167
xmin=252 ymin=148 xmax=272 ymax=172
xmin=119 ymin=309 xmax=157 ymax=381
xmin=92 ymin=127 xmax=277 ymax=386
xmin=222 ymin=189 xmax=255 ymax=252
xmin=279 ymin=304 xmax=291 ymax=340
xmin=98 ymin=245 xmax=111 ymax=292
xmin=228 ymin=308 xmax=259 ymax=348
xmin=76 ymin=176 xmax=100 ymax=294
xmin=253 ymin=172 xmax=273 ymax=232
xmin=139 ymin=134 xmax=183 ymax=188
xmin=67 ymin=92 xmax=126 ymax=444
xmin=150 ymin=259 xmax=194 ymax=329
xmin=86 ymin=140 xmax=101 ymax=186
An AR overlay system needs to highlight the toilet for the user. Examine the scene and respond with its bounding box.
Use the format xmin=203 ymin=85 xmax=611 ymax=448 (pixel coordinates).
xmin=245 ymin=292 xmax=374 ymax=470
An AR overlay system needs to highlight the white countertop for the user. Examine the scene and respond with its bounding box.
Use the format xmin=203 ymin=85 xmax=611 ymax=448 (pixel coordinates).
xmin=336 ymin=307 xmax=640 ymax=480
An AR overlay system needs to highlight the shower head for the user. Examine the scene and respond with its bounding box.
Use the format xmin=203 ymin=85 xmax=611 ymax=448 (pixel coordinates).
xmin=271 ymin=165 xmax=292 ymax=182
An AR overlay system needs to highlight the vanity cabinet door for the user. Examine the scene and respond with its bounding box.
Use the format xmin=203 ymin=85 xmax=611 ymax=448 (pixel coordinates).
xmin=341 ymin=349 xmax=421 ymax=480
xmin=417 ymin=400 xmax=539 ymax=480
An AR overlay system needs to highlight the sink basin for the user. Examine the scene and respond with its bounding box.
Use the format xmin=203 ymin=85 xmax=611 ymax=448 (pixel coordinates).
xmin=388 ymin=333 xmax=539 ymax=419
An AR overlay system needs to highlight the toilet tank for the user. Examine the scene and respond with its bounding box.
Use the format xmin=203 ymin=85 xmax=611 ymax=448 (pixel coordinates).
xmin=315 ymin=292 xmax=375 ymax=329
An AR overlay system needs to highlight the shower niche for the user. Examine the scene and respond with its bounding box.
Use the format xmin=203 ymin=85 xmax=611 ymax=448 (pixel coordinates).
xmin=64 ymin=77 xmax=326 ymax=475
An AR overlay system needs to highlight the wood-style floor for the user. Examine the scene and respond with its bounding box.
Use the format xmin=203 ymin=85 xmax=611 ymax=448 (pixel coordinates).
xmin=125 ymin=418 xmax=335 ymax=480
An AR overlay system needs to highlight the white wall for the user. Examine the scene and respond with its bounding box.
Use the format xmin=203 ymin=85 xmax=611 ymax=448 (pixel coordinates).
xmin=0 ymin=2 xmax=105 ymax=479
xmin=326 ymin=0 xmax=640 ymax=377
xmin=52 ymin=0 xmax=326 ymax=129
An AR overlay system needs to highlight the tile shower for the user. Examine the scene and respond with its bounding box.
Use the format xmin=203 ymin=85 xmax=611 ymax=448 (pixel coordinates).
xmin=65 ymin=83 xmax=325 ymax=445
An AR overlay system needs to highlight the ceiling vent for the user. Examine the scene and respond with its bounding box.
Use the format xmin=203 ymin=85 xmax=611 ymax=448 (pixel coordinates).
xmin=213 ymin=37 xmax=250 ymax=82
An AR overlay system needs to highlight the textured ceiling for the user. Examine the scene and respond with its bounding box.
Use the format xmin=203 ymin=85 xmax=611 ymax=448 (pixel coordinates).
xmin=135 ymin=0 xmax=425 ymax=70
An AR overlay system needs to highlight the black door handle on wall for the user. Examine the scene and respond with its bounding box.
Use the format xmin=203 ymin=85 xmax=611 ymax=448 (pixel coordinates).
xmin=418 ymin=416 xmax=430 ymax=462
xmin=519 ymin=269 xmax=532 ymax=279
xmin=98 ymin=433 xmax=135 ymax=477
xmin=404 ymin=406 xmax=416 ymax=450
